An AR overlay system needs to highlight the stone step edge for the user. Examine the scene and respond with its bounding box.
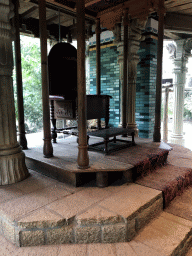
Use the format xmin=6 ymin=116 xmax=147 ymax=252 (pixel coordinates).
xmin=0 ymin=193 xmax=163 ymax=247
xmin=133 ymin=212 xmax=192 ymax=256
xmin=134 ymin=149 xmax=169 ymax=181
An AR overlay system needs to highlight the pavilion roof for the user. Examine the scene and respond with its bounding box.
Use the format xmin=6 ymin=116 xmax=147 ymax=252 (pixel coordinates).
xmin=18 ymin=0 xmax=192 ymax=40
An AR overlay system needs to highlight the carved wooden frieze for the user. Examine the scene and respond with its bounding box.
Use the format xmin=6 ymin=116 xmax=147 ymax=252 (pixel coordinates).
xmin=97 ymin=0 xmax=159 ymax=31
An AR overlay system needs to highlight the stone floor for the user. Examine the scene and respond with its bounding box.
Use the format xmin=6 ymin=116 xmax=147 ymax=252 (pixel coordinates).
xmin=1 ymin=135 xmax=192 ymax=255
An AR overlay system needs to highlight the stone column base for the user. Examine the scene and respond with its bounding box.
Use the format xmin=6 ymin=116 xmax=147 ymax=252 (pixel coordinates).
xmin=127 ymin=124 xmax=139 ymax=137
xmin=0 ymin=148 xmax=29 ymax=185
xmin=171 ymin=133 xmax=184 ymax=139
xmin=170 ymin=137 xmax=185 ymax=147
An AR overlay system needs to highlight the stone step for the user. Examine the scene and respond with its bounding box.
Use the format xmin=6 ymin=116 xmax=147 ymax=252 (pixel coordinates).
xmin=133 ymin=211 xmax=192 ymax=256
xmin=136 ymin=164 xmax=192 ymax=208
xmin=0 ymin=182 xmax=163 ymax=247
xmin=1 ymin=212 xmax=192 ymax=255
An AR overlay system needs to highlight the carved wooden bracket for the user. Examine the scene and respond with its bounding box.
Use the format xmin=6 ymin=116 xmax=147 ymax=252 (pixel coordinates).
xmin=97 ymin=0 xmax=160 ymax=31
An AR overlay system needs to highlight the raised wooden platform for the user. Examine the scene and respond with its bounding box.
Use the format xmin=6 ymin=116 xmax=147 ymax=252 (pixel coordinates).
xmin=24 ymin=136 xmax=170 ymax=188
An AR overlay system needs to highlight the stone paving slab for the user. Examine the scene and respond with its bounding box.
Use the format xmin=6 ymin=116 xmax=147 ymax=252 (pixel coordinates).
xmin=166 ymin=186 xmax=192 ymax=222
xmin=1 ymin=141 xmax=192 ymax=254
xmin=0 ymin=169 xmax=163 ymax=247
xmin=135 ymin=212 xmax=192 ymax=256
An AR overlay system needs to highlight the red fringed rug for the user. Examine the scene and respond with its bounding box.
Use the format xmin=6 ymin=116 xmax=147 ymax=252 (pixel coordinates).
xmin=107 ymin=144 xmax=169 ymax=180
xmin=136 ymin=164 xmax=192 ymax=208
xmin=107 ymin=145 xmax=192 ymax=208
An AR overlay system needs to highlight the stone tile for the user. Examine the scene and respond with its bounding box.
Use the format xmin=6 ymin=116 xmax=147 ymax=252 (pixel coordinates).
xmin=186 ymin=246 xmax=192 ymax=256
xmin=76 ymin=205 xmax=124 ymax=226
xmin=58 ymin=244 xmax=87 ymax=256
xmin=135 ymin=212 xmax=192 ymax=255
xmin=0 ymin=218 xmax=2 ymax=235
xmin=0 ymin=191 xmax=56 ymax=221
xmin=165 ymin=188 xmax=192 ymax=222
xmin=129 ymin=240 xmax=166 ymax=256
xmin=115 ymin=242 xmax=138 ymax=255
xmin=87 ymin=243 xmax=116 ymax=256
xmin=35 ymin=183 xmax=73 ymax=201
xmin=46 ymin=187 xmax=114 ymax=221
xmin=13 ymin=172 xmax=56 ymax=194
xmin=20 ymin=230 xmax=45 ymax=247
xmin=2 ymin=220 xmax=16 ymax=244
xmin=46 ymin=225 xmax=74 ymax=245
xmin=17 ymin=208 xmax=65 ymax=228
xmin=0 ymin=234 xmax=20 ymax=256
xmin=98 ymin=184 xmax=162 ymax=219
xmin=127 ymin=218 xmax=136 ymax=241
xmin=0 ymin=186 xmax=24 ymax=204
xmin=102 ymin=223 xmax=126 ymax=243
xmin=15 ymin=246 xmax=59 ymax=256
xmin=75 ymin=226 xmax=101 ymax=244
xmin=135 ymin=196 xmax=163 ymax=231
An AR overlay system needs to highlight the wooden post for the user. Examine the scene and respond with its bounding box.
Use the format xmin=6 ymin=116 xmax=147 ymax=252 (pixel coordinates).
xmin=14 ymin=0 xmax=28 ymax=149
xmin=153 ymin=0 xmax=165 ymax=142
xmin=96 ymin=18 xmax=101 ymax=129
xmin=39 ymin=0 xmax=53 ymax=157
xmin=77 ymin=0 xmax=89 ymax=169
xmin=122 ymin=9 xmax=128 ymax=129
xmin=163 ymin=86 xmax=169 ymax=142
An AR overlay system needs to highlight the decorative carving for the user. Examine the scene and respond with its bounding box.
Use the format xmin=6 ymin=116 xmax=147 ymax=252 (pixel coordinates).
xmin=127 ymin=18 xmax=147 ymax=134
xmin=99 ymin=7 xmax=123 ymax=31
xmin=171 ymin=40 xmax=188 ymax=139
xmin=183 ymin=38 xmax=192 ymax=58
xmin=113 ymin=23 xmax=121 ymax=44
xmin=166 ymin=43 xmax=176 ymax=59
xmin=0 ymin=0 xmax=29 ymax=185
xmin=0 ymin=151 xmax=29 ymax=185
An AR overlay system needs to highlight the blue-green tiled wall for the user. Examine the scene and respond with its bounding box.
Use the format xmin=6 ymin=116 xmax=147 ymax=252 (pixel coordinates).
xmin=136 ymin=35 xmax=158 ymax=138
xmin=88 ymin=33 xmax=158 ymax=137
xmin=89 ymin=45 xmax=120 ymax=127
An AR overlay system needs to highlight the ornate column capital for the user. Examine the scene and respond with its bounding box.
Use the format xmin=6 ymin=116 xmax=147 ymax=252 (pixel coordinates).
xmin=128 ymin=18 xmax=147 ymax=79
xmin=172 ymin=40 xmax=188 ymax=74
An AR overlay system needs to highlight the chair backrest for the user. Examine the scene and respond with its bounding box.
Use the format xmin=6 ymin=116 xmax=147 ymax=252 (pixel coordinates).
xmin=48 ymin=42 xmax=77 ymax=100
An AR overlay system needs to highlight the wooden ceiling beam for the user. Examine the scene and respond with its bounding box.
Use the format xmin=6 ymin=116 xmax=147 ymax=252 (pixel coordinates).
xmin=164 ymin=30 xmax=181 ymax=40
xmin=165 ymin=0 xmax=191 ymax=8
xmin=47 ymin=14 xmax=59 ymax=24
xmin=85 ymin=0 xmax=102 ymax=8
xmin=165 ymin=12 xmax=192 ymax=32
xmin=97 ymin=0 xmax=158 ymax=30
xmin=21 ymin=6 xmax=38 ymax=19
xmin=168 ymin=3 xmax=192 ymax=12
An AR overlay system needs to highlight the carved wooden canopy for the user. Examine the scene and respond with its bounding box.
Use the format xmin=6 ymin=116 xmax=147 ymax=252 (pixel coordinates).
xmin=17 ymin=0 xmax=192 ymax=40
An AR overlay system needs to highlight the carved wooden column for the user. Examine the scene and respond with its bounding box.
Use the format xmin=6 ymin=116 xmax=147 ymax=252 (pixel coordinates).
xmin=163 ymin=86 xmax=170 ymax=142
xmin=127 ymin=19 xmax=146 ymax=135
xmin=115 ymin=24 xmax=123 ymax=126
xmin=77 ymin=0 xmax=89 ymax=169
xmin=153 ymin=0 xmax=165 ymax=142
xmin=0 ymin=0 xmax=29 ymax=185
xmin=122 ymin=9 xmax=128 ymax=129
xmin=14 ymin=0 xmax=27 ymax=149
xmin=96 ymin=18 xmax=101 ymax=129
xmin=39 ymin=0 xmax=53 ymax=157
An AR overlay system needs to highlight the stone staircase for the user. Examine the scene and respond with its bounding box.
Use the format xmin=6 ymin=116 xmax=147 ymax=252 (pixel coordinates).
xmin=1 ymin=143 xmax=192 ymax=255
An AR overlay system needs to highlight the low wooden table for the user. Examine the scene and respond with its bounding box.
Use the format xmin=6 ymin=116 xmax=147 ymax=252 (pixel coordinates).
xmin=87 ymin=127 xmax=135 ymax=155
